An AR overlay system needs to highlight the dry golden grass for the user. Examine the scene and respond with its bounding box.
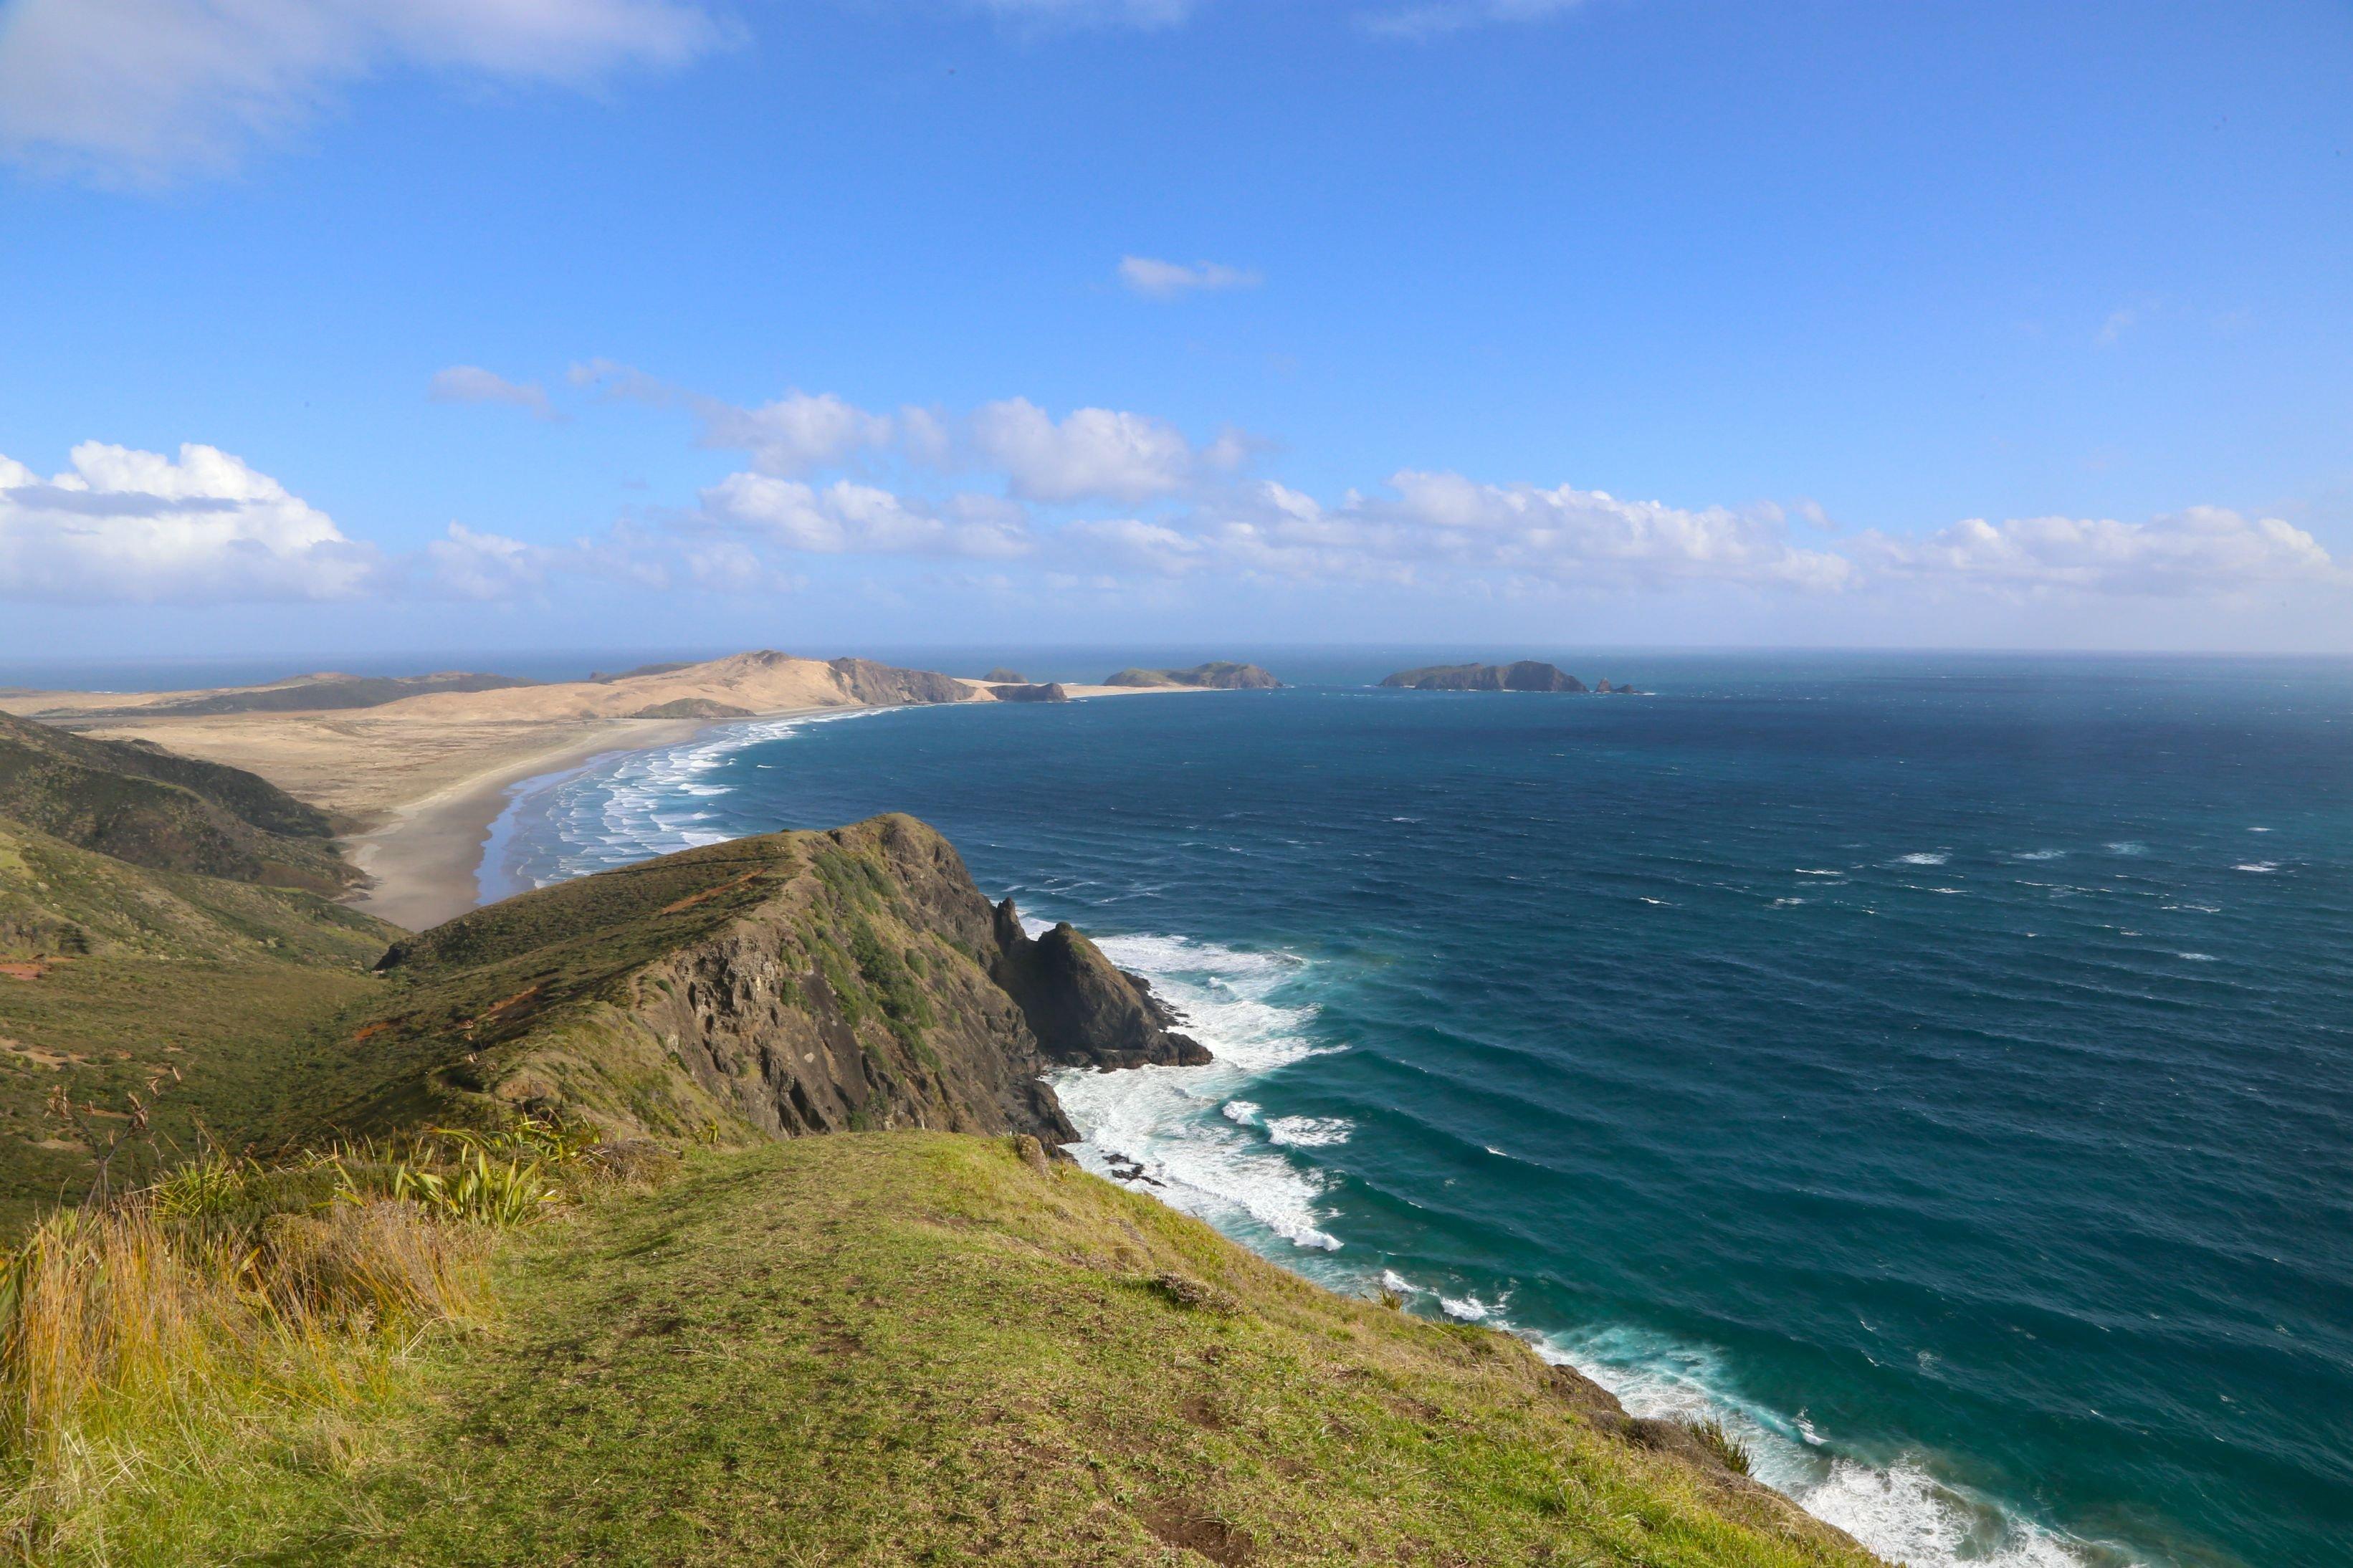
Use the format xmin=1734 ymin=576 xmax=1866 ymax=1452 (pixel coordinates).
xmin=0 ymin=1121 xmax=606 ymax=1563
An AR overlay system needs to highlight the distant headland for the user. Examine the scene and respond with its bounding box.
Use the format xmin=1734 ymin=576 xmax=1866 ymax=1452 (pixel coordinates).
xmin=1380 ymin=661 xmax=1643 ymax=694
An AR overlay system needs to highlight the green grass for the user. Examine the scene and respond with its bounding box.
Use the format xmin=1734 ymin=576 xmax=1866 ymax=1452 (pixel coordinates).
xmin=0 ymin=819 xmax=399 ymax=1230
xmin=153 ymin=1133 xmax=1879 ymax=1567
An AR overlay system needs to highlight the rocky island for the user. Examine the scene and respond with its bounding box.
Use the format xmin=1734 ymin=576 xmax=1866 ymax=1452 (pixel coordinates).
xmin=1381 ymin=661 xmax=1646 ymax=694
xmin=1102 ymin=660 xmax=1280 ymax=689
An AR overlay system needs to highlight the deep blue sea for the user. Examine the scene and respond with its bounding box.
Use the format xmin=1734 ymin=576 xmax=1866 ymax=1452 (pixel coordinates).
xmin=487 ymin=652 xmax=2353 ymax=1568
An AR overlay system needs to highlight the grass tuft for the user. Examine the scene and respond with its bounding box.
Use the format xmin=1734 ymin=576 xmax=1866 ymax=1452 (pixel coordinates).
xmin=0 ymin=1117 xmax=608 ymax=1561
xmin=1677 ymin=1413 xmax=1755 ymax=1476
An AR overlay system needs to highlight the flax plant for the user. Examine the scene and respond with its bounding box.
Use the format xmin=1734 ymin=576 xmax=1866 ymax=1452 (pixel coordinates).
xmin=0 ymin=1117 xmax=605 ymax=1561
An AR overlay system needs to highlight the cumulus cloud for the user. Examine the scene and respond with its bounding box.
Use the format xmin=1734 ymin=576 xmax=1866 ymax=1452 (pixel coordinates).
xmin=1057 ymin=476 xmax=2351 ymax=605
xmin=1856 ymin=507 xmax=2340 ymax=596
xmin=424 ymin=522 xmax=548 ymax=598
xmin=1117 ymin=256 xmax=1262 ymax=299
xmin=0 ymin=441 xmax=378 ymax=601
xmin=430 ymin=365 xmax=558 ymax=421
xmin=703 ymin=393 xmax=896 ymax=478
xmin=698 ymin=474 xmax=1034 ymax=559
xmin=572 ymin=361 xmax=897 ymax=477
xmin=0 ymin=0 xmax=725 ymax=181
xmin=1069 ymin=474 xmax=1852 ymax=591
xmin=970 ymin=398 xmax=1244 ymax=504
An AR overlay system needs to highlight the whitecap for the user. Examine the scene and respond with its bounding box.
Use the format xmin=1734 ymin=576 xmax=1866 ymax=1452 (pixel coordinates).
xmin=2233 ymin=861 xmax=2278 ymax=874
xmin=1439 ymin=1294 xmax=1492 ymax=1322
xmin=516 ymin=708 xmax=896 ymax=885
xmin=1534 ymin=1326 xmax=2106 ymax=1568
xmin=1265 ymin=1116 xmax=1354 ymax=1147
xmin=2106 ymin=841 xmax=2148 ymax=855
xmin=2013 ymin=849 xmax=2066 ymax=861
xmin=1895 ymin=851 xmax=1949 ymax=866
xmin=2177 ymin=952 xmax=2217 ymax=962
xmin=1795 ymin=868 xmax=1844 ymax=876
xmin=1771 ymin=897 xmax=1806 ymax=907
xmin=1053 ymin=932 xmax=1345 ymax=1253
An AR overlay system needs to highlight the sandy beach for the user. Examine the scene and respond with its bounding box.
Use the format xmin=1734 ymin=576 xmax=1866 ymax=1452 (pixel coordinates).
xmin=1 ymin=652 xmax=1218 ymax=933
xmin=333 ymin=715 xmax=720 ymax=931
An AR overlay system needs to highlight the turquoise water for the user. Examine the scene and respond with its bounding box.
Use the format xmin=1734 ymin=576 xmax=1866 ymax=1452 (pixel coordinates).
xmin=492 ymin=654 xmax=2353 ymax=1568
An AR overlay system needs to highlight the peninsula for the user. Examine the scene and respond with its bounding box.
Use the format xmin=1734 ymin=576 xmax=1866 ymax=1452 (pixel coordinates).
xmin=0 ymin=651 xmax=1200 ymax=933
xmin=0 ymin=713 xmax=1878 ymax=1567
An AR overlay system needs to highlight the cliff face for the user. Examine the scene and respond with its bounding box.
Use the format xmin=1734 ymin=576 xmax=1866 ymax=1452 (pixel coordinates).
xmin=348 ymin=816 xmax=1203 ymax=1147
xmin=1380 ymin=661 xmax=1590 ymax=693
xmin=823 ymin=657 xmax=983 ymax=707
xmin=990 ymin=902 xmax=1208 ymax=1071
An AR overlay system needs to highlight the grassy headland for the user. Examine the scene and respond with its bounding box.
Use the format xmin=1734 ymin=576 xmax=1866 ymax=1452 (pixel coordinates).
xmin=11 ymin=1132 xmax=1877 ymax=1568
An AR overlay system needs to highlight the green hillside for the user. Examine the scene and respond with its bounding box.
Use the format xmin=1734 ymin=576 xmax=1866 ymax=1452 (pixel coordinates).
xmin=102 ymin=1135 xmax=1877 ymax=1568
xmin=0 ymin=808 xmax=1884 ymax=1567
xmin=0 ymin=817 xmax=396 ymax=1227
xmin=0 ymin=709 xmax=356 ymax=893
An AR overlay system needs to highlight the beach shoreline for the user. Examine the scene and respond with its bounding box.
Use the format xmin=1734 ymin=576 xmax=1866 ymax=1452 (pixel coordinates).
xmin=333 ymin=717 xmax=702 ymax=932
xmin=0 ymin=653 xmax=1236 ymax=937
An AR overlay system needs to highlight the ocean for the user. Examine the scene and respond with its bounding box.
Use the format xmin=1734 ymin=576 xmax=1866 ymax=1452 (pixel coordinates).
xmin=484 ymin=651 xmax=2353 ymax=1568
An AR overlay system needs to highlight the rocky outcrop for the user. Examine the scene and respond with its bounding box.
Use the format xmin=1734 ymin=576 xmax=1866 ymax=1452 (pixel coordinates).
xmin=824 ymin=657 xmax=985 ymax=707
xmin=1380 ymin=661 xmax=1588 ymax=693
xmin=353 ymin=816 xmax=1208 ymax=1148
xmin=981 ymin=668 xmax=1026 ymax=684
xmin=1102 ymin=662 xmax=1280 ymax=690
xmin=630 ymin=699 xmax=755 ymax=720
xmin=989 ymin=901 xmax=1208 ymax=1071
xmin=1594 ymin=679 xmax=1646 ymax=696
xmin=991 ymin=683 xmax=1069 ymax=704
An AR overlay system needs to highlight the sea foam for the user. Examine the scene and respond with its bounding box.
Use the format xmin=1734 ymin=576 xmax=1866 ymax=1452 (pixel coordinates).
xmin=1051 ymin=932 xmax=1347 ymax=1253
xmin=514 ymin=709 xmax=891 ymax=886
xmin=1524 ymin=1322 xmax=2109 ymax=1568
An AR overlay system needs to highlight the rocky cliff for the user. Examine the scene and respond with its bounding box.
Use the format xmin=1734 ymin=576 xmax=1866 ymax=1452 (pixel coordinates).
xmin=1381 ymin=661 xmax=1590 ymax=692
xmin=343 ymin=815 xmax=1203 ymax=1147
xmin=989 ymin=682 xmax=1069 ymax=703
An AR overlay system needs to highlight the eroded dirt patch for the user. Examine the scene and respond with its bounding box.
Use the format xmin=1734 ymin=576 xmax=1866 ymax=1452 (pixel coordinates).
xmin=1140 ymin=1499 xmax=1254 ymax=1565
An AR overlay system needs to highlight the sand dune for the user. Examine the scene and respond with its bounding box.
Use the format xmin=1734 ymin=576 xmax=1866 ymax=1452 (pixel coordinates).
xmin=0 ymin=651 xmax=1208 ymax=930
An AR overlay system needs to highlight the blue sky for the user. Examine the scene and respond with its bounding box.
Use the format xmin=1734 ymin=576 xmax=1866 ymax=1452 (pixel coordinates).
xmin=2 ymin=0 xmax=2350 ymax=659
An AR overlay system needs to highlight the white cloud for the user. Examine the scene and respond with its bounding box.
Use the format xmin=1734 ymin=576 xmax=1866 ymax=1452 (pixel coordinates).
xmin=1063 ymin=517 xmax=1210 ymax=575
xmin=704 ymin=393 xmax=896 ymax=477
xmin=1062 ymin=475 xmax=2348 ymax=605
xmin=0 ymin=0 xmax=724 ymax=182
xmin=1117 ymin=255 xmax=1262 ymax=299
xmin=430 ymin=365 xmax=558 ymax=421
xmin=0 ymin=441 xmax=378 ymax=601
xmin=1856 ymin=507 xmax=2340 ymax=595
xmin=572 ymin=361 xmax=896 ymax=476
xmin=698 ymin=474 xmax=1034 ymax=559
xmin=425 ymin=522 xmax=547 ymax=598
xmin=1096 ymin=474 xmax=1849 ymax=590
xmin=970 ymin=398 xmax=1239 ymax=504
